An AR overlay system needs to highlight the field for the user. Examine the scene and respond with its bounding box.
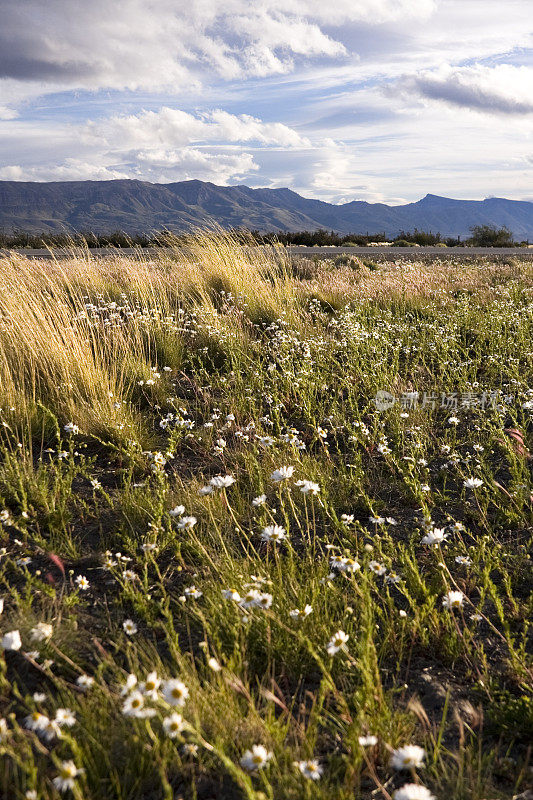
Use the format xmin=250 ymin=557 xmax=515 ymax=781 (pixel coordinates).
xmin=0 ymin=237 xmax=532 ymax=800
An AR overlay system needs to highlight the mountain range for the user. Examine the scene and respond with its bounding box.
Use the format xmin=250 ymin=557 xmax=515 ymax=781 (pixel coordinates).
xmin=1 ymin=179 xmax=532 ymax=238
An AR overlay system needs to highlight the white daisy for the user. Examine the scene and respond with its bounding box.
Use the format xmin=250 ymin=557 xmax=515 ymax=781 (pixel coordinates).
xmin=1 ymin=630 xmax=21 ymax=651
xmin=296 ymin=759 xmax=323 ymax=780
xmin=169 ymin=505 xmax=185 ymax=517
xmin=53 ymin=761 xmax=83 ymax=793
xmin=123 ymin=619 xmax=138 ymax=636
xmin=326 ymin=630 xmax=349 ymax=655
xmin=176 ymin=516 xmax=197 ymax=529
xmin=358 ymin=735 xmax=378 ymax=746
xmin=271 ymin=466 xmax=294 ymax=482
xmin=140 ymin=671 xmax=161 ymax=699
xmin=162 ymin=679 xmax=189 ymax=707
xmin=391 ymin=745 xmax=426 ymax=770
xmin=122 ymin=691 xmax=147 ymax=717
xmin=163 ymin=712 xmax=184 ymax=738
xmin=394 ymin=784 xmax=435 ymax=800
xmin=222 ymin=588 xmax=242 ymax=602
xmin=209 ymin=475 xmax=235 ymax=489
xmin=240 ymin=744 xmax=272 ymax=771
xmin=442 ymin=590 xmax=464 ymax=609
xmin=261 ymin=524 xmax=286 ymax=543
xmin=464 ymin=477 xmax=483 ymax=489
xmin=55 ymin=708 xmax=76 ymax=727
xmin=295 ymin=480 xmax=320 ymax=495
xmin=30 ymin=622 xmax=53 ymax=642
xmin=421 ymin=528 xmax=447 ymax=545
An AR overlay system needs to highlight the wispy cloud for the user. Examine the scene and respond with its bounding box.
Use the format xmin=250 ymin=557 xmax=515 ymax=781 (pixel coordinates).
xmin=0 ymin=0 xmax=431 ymax=93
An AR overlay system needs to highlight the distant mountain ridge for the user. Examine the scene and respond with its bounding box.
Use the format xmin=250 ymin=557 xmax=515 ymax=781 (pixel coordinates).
xmin=1 ymin=179 xmax=532 ymax=238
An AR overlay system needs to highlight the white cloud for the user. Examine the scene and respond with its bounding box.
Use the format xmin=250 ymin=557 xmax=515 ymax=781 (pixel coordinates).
xmin=0 ymin=106 xmax=18 ymax=120
xmin=396 ymin=64 xmax=533 ymax=114
xmin=0 ymin=160 xmax=131 ymax=182
xmin=0 ymin=150 xmax=258 ymax=184
xmin=0 ymin=107 xmax=299 ymax=185
xmin=290 ymin=90 xmax=533 ymax=203
xmin=83 ymin=108 xmax=309 ymax=149
xmin=134 ymin=149 xmax=258 ymax=183
xmin=233 ymin=0 xmax=435 ymax=26
xmin=230 ymin=12 xmax=347 ymax=78
xmin=0 ymin=151 xmax=259 ymax=184
xmin=0 ymin=165 xmax=24 ymax=180
xmin=0 ymin=0 xmax=438 ymax=104
xmin=0 ymin=0 xmax=532 ymax=203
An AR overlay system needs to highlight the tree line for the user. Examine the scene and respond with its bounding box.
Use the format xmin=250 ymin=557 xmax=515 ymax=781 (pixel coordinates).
xmin=0 ymin=224 xmax=526 ymax=249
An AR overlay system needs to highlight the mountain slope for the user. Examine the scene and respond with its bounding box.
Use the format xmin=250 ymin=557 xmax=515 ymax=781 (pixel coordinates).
xmin=0 ymin=179 xmax=532 ymax=237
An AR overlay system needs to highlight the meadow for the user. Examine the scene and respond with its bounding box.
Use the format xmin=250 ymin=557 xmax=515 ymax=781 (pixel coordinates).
xmin=0 ymin=236 xmax=532 ymax=800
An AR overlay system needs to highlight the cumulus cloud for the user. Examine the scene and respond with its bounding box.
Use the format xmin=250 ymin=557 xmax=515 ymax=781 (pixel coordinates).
xmin=134 ymin=149 xmax=258 ymax=182
xmin=0 ymin=106 xmax=302 ymax=184
xmin=0 ymin=150 xmax=258 ymax=183
xmin=396 ymin=64 xmax=533 ymax=115
xmin=83 ymin=108 xmax=309 ymax=149
xmin=59 ymin=107 xmax=307 ymax=182
xmin=0 ymin=160 xmax=131 ymax=181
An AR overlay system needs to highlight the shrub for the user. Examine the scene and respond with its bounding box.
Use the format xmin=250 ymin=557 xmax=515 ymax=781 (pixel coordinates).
xmin=468 ymin=224 xmax=516 ymax=247
xmin=333 ymin=253 xmax=362 ymax=268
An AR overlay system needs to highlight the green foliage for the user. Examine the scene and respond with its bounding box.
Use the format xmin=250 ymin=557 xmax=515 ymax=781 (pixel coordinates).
xmin=395 ymin=229 xmax=442 ymax=246
xmin=485 ymin=687 xmax=533 ymax=740
xmin=333 ymin=253 xmax=362 ymax=268
xmin=468 ymin=224 xmax=516 ymax=247
xmin=0 ymin=244 xmax=531 ymax=799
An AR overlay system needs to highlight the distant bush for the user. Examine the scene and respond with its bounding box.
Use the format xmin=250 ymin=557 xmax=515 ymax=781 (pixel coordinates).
xmin=1 ymin=224 xmax=522 ymax=251
xmin=333 ymin=253 xmax=361 ymax=268
xmin=0 ymin=229 xmax=154 ymax=249
xmin=395 ymin=228 xmax=442 ymax=245
xmin=468 ymin=224 xmax=516 ymax=247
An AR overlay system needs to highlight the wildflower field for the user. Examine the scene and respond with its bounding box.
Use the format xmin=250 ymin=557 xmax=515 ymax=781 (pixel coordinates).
xmin=0 ymin=236 xmax=532 ymax=800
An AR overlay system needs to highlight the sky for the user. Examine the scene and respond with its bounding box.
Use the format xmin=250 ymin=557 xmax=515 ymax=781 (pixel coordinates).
xmin=0 ymin=0 xmax=532 ymax=204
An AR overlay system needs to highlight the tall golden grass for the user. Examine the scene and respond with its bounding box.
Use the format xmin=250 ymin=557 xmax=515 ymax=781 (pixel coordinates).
xmin=0 ymin=233 xmax=531 ymax=438
xmin=0 ymin=233 xmax=297 ymax=438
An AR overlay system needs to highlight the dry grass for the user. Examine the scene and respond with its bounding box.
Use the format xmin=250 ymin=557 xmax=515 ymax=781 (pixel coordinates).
xmin=302 ymin=256 xmax=533 ymax=305
xmin=1 ymin=241 xmax=531 ymax=436
xmin=0 ymin=235 xmax=297 ymax=437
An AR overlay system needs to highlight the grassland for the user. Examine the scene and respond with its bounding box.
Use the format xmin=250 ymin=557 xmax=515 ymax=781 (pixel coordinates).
xmin=0 ymin=236 xmax=532 ymax=800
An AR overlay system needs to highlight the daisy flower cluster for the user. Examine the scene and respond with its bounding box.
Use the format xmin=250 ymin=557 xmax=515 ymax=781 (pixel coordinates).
xmin=0 ymin=250 xmax=531 ymax=798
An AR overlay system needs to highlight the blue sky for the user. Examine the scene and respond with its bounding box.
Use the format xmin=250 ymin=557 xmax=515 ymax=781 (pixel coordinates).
xmin=0 ymin=0 xmax=532 ymax=204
